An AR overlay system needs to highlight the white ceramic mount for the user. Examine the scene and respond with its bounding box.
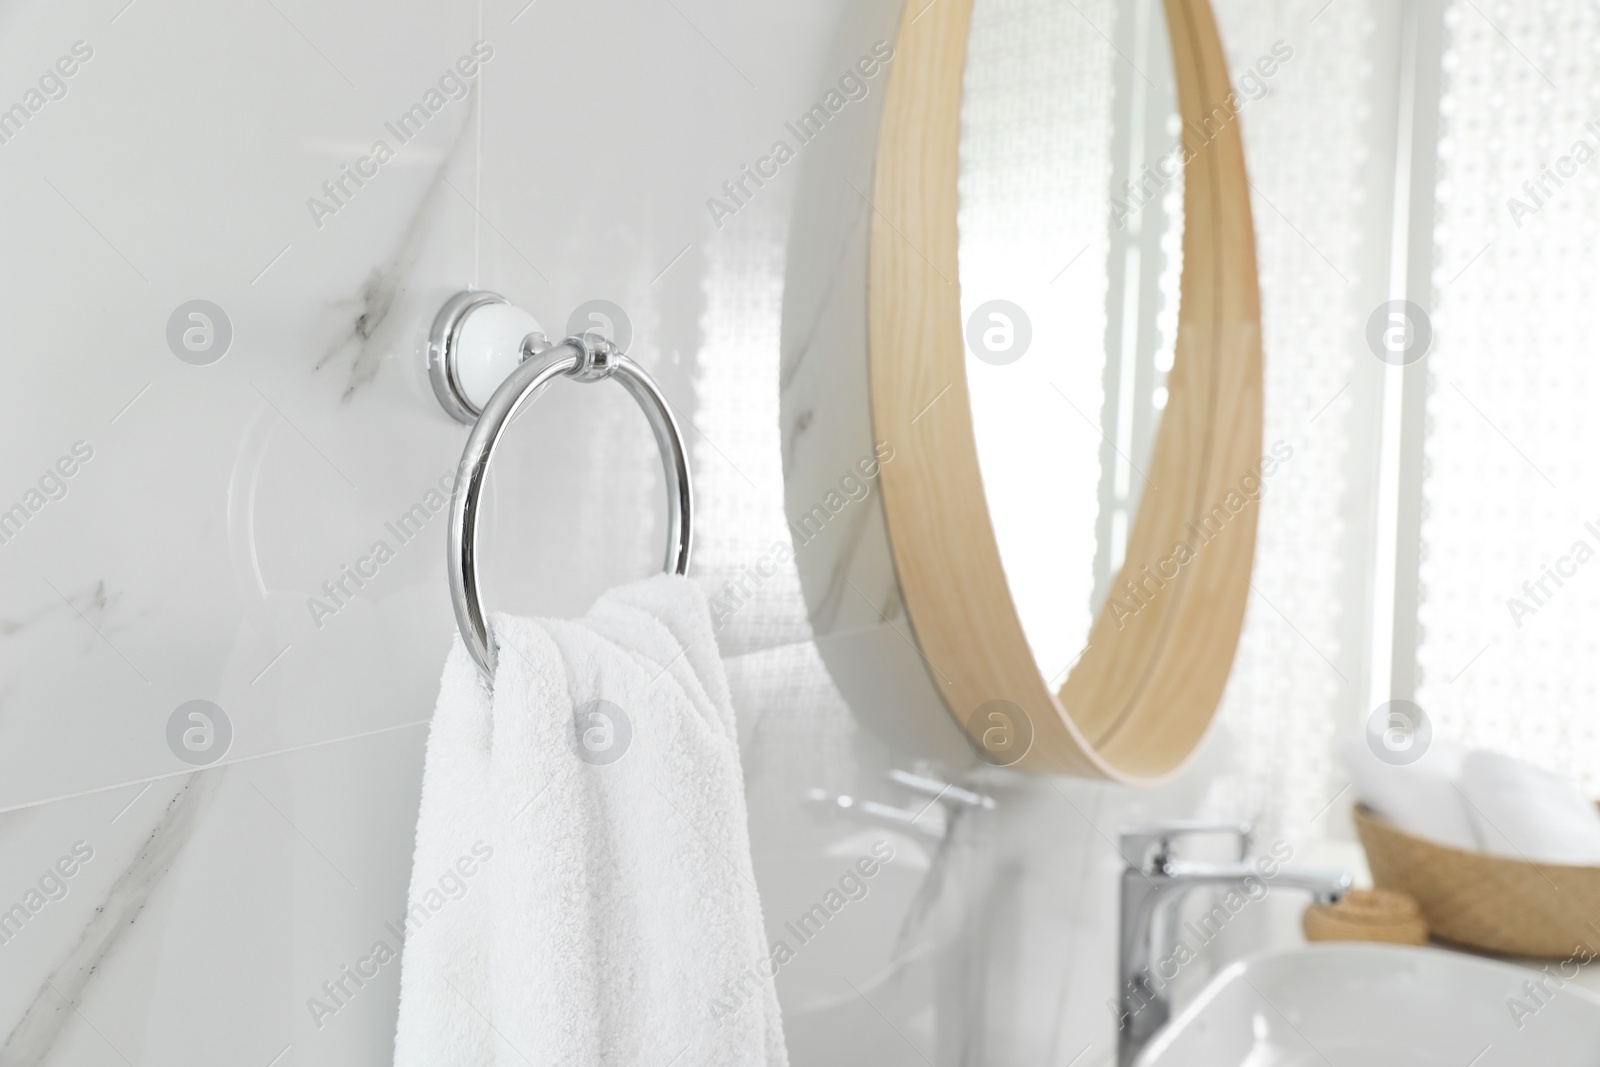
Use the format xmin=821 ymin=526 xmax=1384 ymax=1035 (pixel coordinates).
xmin=427 ymin=290 xmax=548 ymax=423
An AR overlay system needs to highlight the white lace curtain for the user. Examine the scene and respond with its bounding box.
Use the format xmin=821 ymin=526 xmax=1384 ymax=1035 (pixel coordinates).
xmin=1416 ymin=1 xmax=1600 ymax=793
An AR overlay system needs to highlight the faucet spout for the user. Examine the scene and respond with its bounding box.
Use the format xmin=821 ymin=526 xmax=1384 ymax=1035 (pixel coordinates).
xmin=1161 ymin=859 xmax=1351 ymax=905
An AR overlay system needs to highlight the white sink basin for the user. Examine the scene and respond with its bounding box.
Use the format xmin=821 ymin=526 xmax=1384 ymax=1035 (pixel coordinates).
xmin=1136 ymin=943 xmax=1600 ymax=1066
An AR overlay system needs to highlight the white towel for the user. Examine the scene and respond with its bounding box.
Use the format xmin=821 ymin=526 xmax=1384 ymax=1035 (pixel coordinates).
xmin=394 ymin=575 xmax=788 ymax=1067
xmin=1338 ymin=736 xmax=1480 ymax=851
xmin=1456 ymin=750 xmax=1600 ymax=866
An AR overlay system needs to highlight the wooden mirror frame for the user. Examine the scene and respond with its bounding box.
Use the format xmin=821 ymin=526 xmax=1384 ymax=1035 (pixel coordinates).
xmin=868 ymin=0 xmax=1263 ymax=781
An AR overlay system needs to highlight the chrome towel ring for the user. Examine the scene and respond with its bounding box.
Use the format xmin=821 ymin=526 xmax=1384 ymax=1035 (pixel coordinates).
xmin=430 ymin=290 xmax=693 ymax=681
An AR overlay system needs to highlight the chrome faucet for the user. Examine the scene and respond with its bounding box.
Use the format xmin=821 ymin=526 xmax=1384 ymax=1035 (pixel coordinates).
xmin=1114 ymin=821 xmax=1351 ymax=1067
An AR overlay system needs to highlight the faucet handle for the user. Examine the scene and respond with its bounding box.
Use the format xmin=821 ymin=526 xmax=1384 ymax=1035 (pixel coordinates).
xmin=1119 ymin=820 xmax=1252 ymax=869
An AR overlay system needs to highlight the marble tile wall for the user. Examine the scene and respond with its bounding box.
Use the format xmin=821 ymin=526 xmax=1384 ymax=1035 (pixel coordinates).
xmin=0 ymin=1 xmax=1318 ymax=1065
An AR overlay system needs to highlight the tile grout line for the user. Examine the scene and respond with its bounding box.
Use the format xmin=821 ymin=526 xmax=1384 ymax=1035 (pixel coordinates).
xmin=0 ymin=718 xmax=431 ymax=817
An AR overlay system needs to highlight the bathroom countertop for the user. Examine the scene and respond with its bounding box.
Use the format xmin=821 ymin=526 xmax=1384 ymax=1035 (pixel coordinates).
xmin=1319 ymin=839 xmax=1600 ymax=995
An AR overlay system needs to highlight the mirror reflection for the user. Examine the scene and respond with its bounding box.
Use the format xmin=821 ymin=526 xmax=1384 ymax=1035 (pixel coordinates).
xmin=958 ymin=0 xmax=1185 ymax=683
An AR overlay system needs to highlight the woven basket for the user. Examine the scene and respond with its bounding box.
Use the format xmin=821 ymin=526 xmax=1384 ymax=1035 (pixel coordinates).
xmin=1353 ymin=803 xmax=1600 ymax=959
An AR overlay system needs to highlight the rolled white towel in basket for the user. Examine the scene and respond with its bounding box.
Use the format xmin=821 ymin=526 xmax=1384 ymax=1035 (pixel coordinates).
xmin=1456 ymin=750 xmax=1600 ymax=866
xmin=1338 ymin=736 xmax=1479 ymax=851
xmin=1341 ymin=733 xmax=1600 ymax=866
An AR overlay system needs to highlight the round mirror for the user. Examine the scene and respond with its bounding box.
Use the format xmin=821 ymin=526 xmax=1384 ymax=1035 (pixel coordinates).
xmin=780 ymin=0 xmax=1262 ymax=782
